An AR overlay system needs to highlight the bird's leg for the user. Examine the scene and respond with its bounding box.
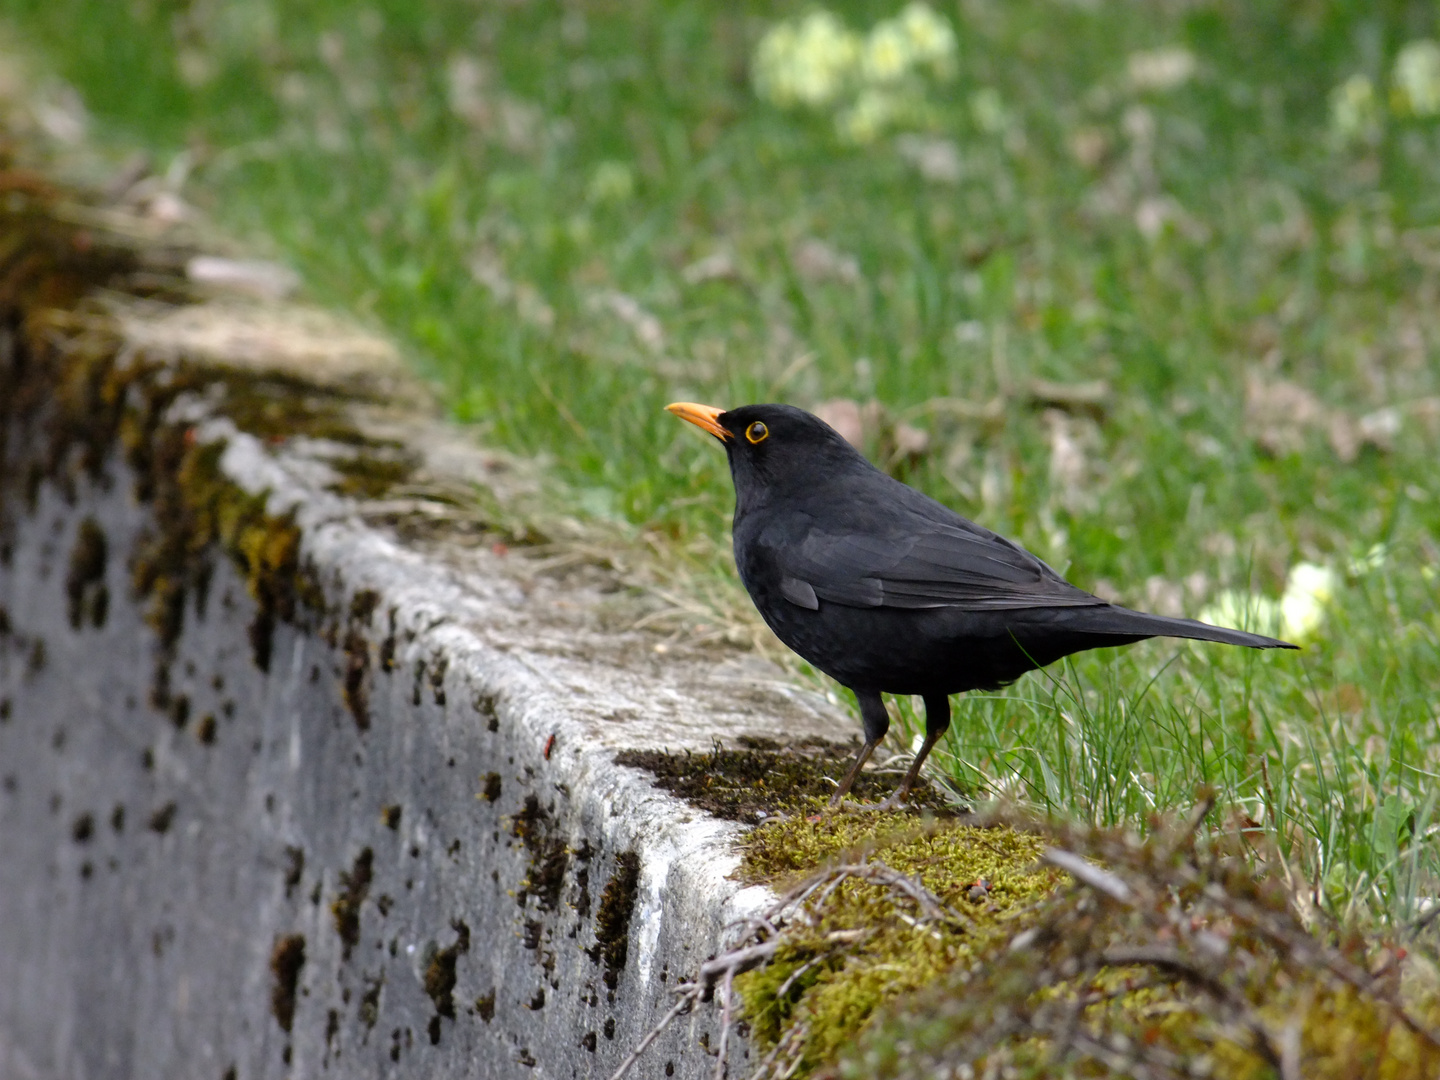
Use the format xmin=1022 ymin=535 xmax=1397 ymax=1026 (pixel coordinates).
xmin=877 ymin=693 xmax=951 ymax=810
xmin=827 ymin=690 xmax=889 ymax=808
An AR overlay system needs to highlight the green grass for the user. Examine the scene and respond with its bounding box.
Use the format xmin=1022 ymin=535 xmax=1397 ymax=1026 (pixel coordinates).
xmin=7 ymin=0 xmax=1440 ymax=925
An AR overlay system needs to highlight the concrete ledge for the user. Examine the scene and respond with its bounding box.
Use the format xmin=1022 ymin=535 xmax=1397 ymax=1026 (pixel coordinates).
xmin=0 ymin=193 xmax=849 ymax=1078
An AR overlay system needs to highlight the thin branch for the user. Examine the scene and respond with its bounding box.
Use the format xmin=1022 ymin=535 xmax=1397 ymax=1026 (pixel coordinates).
xmin=1044 ymin=847 xmax=1136 ymax=905
xmin=714 ymin=967 xmax=735 ymax=1080
xmin=606 ymin=984 xmax=699 ymax=1080
xmin=698 ymin=939 xmax=781 ymax=987
xmin=829 ymin=861 xmax=972 ymax=927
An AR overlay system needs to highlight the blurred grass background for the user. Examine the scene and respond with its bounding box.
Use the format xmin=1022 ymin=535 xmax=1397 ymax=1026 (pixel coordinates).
xmin=5 ymin=0 xmax=1440 ymax=924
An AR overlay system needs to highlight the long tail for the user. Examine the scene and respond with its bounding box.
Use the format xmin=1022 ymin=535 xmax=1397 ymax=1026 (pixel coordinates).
xmin=1057 ymin=605 xmax=1298 ymax=651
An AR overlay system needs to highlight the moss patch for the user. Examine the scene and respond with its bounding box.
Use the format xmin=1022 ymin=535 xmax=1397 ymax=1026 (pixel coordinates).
xmin=724 ymin=806 xmax=1440 ymax=1080
xmin=474 ymin=990 xmax=496 ymax=1022
xmin=136 ymin=434 xmax=315 ymax=676
xmin=358 ymin=971 xmax=383 ymax=1031
xmin=423 ymin=918 xmax=471 ymax=1020
xmin=327 ymin=447 xmax=420 ymax=499
xmin=146 ymin=800 xmax=176 ymax=833
xmin=342 ymin=624 xmax=372 ymax=731
xmin=591 ymin=850 xmax=641 ymax=991
xmin=734 ymin=814 xmax=1060 ymax=1072
xmin=615 ymin=736 xmax=953 ymax=824
xmin=839 ymin=818 xmax=1440 ymax=1080
xmin=0 ymin=197 xmax=420 ymax=705
xmin=64 ymin=516 xmax=108 ymax=630
xmin=480 ymin=772 xmax=502 ymax=803
xmin=331 ymin=846 xmax=373 ymax=961
xmin=268 ymin=933 xmax=306 ymax=1034
xmin=207 ymin=372 xmax=393 ymax=448
xmin=510 ymin=794 xmax=569 ymax=912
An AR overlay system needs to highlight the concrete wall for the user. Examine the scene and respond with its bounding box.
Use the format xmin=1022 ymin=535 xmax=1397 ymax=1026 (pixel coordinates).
xmin=0 ymin=201 xmax=849 ymax=1079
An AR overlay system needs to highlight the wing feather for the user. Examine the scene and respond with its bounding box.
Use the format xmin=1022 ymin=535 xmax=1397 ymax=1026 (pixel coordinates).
xmin=777 ymin=514 xmax=1103 ymax=612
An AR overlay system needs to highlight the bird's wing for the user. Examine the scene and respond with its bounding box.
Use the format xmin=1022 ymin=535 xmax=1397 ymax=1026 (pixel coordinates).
xmin=777 ymin=514 xmax=1105 ymax=612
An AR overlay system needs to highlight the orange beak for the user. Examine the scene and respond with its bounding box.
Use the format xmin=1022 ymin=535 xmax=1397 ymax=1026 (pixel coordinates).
xmin=666 ymin=402 xmax=731 ymax=441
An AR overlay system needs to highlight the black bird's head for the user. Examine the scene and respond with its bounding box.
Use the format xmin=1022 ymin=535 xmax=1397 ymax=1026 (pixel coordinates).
xmin=666 ymin=402 xmax=871 ymax=512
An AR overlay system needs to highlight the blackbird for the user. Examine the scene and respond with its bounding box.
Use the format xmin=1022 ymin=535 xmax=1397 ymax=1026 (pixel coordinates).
xmin=667 ymin=401 xmax=1296 ymax=808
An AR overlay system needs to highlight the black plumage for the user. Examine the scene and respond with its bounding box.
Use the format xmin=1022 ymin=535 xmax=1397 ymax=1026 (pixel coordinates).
xmin=668 ymin=401 xmax=1296 ymax=807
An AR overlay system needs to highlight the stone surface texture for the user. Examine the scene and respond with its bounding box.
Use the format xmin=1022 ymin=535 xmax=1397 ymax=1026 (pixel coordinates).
xmin=0 ymin=203 xmax=850 ymax=1080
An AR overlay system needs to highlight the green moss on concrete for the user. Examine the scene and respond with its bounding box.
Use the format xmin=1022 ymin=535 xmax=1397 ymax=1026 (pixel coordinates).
xmin=327 ymin=449 xmax=420 ymax=499
xmin=510 ymin=794 xmax=569 ymax=913
xmin=830 ymin=819 xmax=1440 ymax=1080
xmin=268 ymin=933 xmax=307 ymax=1035
xmin=0 ymin=198 xmax=423 ymax=690
xmin=423 ymin=919 xmax=471 ymax=1020
xmin=64 ymin=516 xmax=108 ymax=629
xmin=592 ymin=851 xmax=641 ymax=991
xmin=733 ymin=807 xmax=1440 ymax=1079
xmin=330 ymin=846 xmax=373 ymax=962
xmin=735 ymin=814 xmax=1061 ymax=1072
xmin=845 ymin=935 xmax=1440 ymax=1080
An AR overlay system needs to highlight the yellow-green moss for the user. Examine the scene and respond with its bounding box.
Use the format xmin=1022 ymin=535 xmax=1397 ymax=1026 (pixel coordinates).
xmin=828 ymin=821 xmax=1440 ymax=1080
xmin=736 ymin=812 xmax=1063 ymax=1072
xmin=734 ymin=808 xmax=1440 ymax=1080
xmin=846 ymin=955 xmax=1440 ymax=1080
xmin=0 ymin=198 xmax=401 ymax=681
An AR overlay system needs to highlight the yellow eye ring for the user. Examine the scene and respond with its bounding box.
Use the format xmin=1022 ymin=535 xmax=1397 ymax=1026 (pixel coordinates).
xmin=745 ymin=421 xmax=769 ymax=444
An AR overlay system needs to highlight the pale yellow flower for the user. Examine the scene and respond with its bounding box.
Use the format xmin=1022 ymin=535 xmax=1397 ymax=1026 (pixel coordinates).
xmin=1199 ymin=591 xmax=1282 ymax=638
xmin=1199 ymin=562 xmax=1336 ymax=644
xmin=753 ymin=11 xmax=861 ymax=108
xmin=898 ymin=2 xmax=958 ymax=77
xmin=1393 ymin=40 xmax=1440 ymax=116
xmin=1329 ymin=74 xmax=1380 ymax=143
xmin=862 ymin=19 xmax=916 ymax=84
xmin=836 ymin=87 xmax=902 ymax=143
xmin=1279 ymin=562 xmax=1336 ymax=642
xmin=753 ymin=4 xmax=956 ymax=138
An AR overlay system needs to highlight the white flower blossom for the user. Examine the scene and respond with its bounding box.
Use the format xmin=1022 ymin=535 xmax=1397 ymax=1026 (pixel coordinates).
xmin=753 ymin=12 xmax=861 ymax=108
xmin=1329 ymin=74 xmax=1380 ymax=143
xmin=1199 ymin=562 xmax=1338 ymax=644
xmin=898 ymin=3 xmax=958 ymax=77
xmin=752 ymin=3 xmax=957 ymax=141
xmin=1127 ymin=47 xmax=1196 ymax=93
xmin=1279 ymin=562 xmax=1336 ymax=642
xmin=1393 ymin=40 xmax=1440 ymax=116
xmin=862 ymin=19 xmax=916 ymax=84
xmin=1199 ymin=591 xmax=1282 ymax=638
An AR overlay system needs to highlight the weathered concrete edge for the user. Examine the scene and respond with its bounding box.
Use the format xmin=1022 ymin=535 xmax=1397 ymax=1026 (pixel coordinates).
xmin=0 ymin=213 xmax=855 ymax=1080
xmin=222 ymin=421 xmax=782 ymax=1025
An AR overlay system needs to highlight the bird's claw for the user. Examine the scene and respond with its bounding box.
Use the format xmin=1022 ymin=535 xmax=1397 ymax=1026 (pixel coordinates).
xmin=815 ymin=791 xmax=911 ymax=816
xmin=874 ymin=791 xmax=909 ymax=812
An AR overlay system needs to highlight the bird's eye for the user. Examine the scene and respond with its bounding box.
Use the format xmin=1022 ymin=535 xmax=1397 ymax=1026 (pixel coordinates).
xmin=746 ymin=421 xmax=769 ymax=444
